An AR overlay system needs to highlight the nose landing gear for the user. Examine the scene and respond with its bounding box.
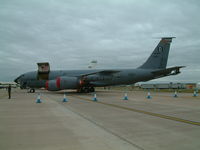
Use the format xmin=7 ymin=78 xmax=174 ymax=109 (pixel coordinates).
xmin=28 ymin=88 xmax=35 ymax=93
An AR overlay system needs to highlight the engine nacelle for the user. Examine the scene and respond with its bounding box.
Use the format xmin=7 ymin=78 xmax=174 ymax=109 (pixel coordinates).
xmin=45 ymin=76 xmax=81 ymax=91
xmin=45 ymin=80 xmax=59 ymax=91
xmin=56 ymin=76 xmax=79 ymax=90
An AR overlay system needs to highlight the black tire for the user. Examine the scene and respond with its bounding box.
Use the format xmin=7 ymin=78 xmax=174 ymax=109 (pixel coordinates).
xmin=77 ymin=88 xmax=85 ymax=93
xmin=89 ymin=87 xmax=95 ymax=92
xmin=80 ymin=88 xmax=85 ymax=93
xmin=29 ymin=89 xmax=35 ymax=93
xmin=84 ymin=87 xmax=90 ymax=93
xmin=78 ymin=87 xmax=93 ymax=93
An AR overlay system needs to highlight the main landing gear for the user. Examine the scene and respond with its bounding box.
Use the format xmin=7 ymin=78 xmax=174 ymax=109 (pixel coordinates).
xmin=77 ymin=87 xmax=95 ymax=93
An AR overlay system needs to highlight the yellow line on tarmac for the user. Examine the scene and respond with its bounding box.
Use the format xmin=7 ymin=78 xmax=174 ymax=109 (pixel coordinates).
xmin=71 ymin=95 xmax=200 ymax=127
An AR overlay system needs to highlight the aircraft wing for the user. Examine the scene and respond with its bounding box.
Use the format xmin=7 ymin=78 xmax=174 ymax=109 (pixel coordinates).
xmin=80 ymin=70 xmax=120 ymax=77
xmin=152 ymin=66 xmax=185 ymax=77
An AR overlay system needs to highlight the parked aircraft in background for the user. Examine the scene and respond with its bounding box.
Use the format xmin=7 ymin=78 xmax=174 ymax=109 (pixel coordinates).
xmin=88 ymin=60 xmax=98 ymax=69
xmin=14 ymin=37 xmax=184 ymax=93
xmin=0 ymin=82 xmax=17 ymax=89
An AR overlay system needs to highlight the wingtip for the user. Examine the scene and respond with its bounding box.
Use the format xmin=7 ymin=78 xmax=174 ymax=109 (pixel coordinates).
xmin=180 ymin=66 xmax=186 ymax=68
xmin=175 ymin=66 xmax=186 ymax=69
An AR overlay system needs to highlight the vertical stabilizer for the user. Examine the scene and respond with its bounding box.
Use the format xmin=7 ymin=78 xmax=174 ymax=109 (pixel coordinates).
xmin=139 ymin=37 xmax=175 ymax=69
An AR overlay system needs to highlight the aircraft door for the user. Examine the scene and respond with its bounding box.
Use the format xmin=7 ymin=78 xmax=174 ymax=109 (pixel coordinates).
xmin=37 ymin=62 xmax=50 ymax=80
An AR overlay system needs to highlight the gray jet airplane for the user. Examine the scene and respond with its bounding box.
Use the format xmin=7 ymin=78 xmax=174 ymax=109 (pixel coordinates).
xmin=14 ymin=37 xmax=184 ymax=93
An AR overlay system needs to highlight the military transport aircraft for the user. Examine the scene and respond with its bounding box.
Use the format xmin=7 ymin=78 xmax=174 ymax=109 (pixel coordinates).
xmin=14 ymin=37 xmax=184 ymax=93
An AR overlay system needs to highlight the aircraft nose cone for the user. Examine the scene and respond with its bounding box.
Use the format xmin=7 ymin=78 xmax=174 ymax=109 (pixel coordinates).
xmin=14 ymin=77 xmax=19 ymax=83
xmin=14 ymin=75 xmax=22 ymax=83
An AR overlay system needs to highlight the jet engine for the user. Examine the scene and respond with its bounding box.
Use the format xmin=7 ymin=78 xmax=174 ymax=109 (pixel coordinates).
xmin=45 ymin=76 xmax=82 ymax=91
xmin=45 ymin=80 xmax=59 ymax=91
xmin=56 ymin=76 xmax=80 ymax=89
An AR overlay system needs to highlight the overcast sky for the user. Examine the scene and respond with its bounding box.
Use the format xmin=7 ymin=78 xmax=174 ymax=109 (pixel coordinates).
xmin=0 ymin=0 xmax=200 ymax=83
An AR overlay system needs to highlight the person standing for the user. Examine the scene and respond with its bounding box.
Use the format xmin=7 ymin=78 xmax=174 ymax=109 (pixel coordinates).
xmin=8 ymin=84 xmax=11 ymax=99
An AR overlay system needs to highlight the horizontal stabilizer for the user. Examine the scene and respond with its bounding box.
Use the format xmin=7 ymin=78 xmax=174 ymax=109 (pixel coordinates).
xmin=152 ymin=66 xmax=185 ymax=77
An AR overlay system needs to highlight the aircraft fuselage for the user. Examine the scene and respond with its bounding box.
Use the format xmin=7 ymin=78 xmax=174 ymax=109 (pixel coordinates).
xmin=17 ymin=68 xmax=154 ymax=89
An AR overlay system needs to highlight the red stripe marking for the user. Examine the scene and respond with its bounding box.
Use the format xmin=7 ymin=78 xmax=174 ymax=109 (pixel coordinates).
xmin=56 ymin=77 xmax=61 ymax=88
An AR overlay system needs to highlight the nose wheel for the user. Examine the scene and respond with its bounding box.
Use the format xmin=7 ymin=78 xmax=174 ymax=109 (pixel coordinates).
xmin=28 ymin=88 xmax=35 ymax=93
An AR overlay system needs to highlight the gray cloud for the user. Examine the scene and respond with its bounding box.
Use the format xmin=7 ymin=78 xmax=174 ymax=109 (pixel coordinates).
xmin=0 ymin=0 xmax=200 ymax=82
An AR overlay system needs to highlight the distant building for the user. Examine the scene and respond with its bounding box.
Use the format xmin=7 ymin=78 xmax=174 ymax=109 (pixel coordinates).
xmin=140 ymin=83 xmax=186 ymax=89
xmin=185 ymin=83 xmax=196 ymax=89
xmin=140 ymin=82 xmax=199 ymax=89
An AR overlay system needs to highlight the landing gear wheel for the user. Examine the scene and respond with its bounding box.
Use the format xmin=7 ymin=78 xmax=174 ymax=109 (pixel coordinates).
xmin=29 ymin=89 xmax=35 ymax=93
xmin=77 ymin=88 xmax=86 ymax=93
xmin=84 ymin=87 xmax=90 ymax=93
xmin=89 ymin=87 xmax=95 ymax=92
xmin=77 ymin=89 xmax=81 ymax=93
xmin=77 ymin=86 xmax=95 ymax=93
xmin=78 ymin=87 xmax=93 ymax=93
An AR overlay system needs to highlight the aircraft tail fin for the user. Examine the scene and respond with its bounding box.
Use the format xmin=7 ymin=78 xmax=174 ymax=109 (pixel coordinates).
xmin=139 ymin=37 xmax=175 ymax=69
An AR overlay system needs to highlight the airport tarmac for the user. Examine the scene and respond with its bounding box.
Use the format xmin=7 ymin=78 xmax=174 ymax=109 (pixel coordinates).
xmin=0 ymin=89 xmax=200 ymax=150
